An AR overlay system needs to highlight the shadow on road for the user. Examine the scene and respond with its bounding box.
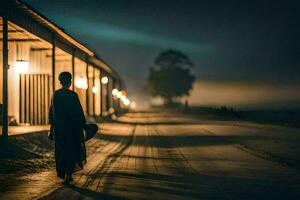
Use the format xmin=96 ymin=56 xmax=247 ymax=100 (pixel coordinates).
xmin=98 ymin=133 xmax=266 ymax=148
xmin=41 ymin=185 xmax=127 ymax=200
xmin=41 ymin=171 xmax=297 ymax=200
xmin=100 ymin=171 xmax=297 ymax=200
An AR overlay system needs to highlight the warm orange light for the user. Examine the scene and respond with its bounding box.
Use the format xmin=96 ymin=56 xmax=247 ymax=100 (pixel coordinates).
xmin=130 ymin=101 xmax=136 ymax=109
xmin=15 ymin=60 xmax=29 ymax=74
xmin=108 ymin=107 xmax=115 ymax=114
xmin=121 ymin=90 xmax=126 ymax=97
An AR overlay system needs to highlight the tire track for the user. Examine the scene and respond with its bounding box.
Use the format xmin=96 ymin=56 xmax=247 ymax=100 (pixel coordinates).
xmin=152 ymin=126 xmax=197 ymax=175
xmin=79 ymin=125 xmax=136 ymax=189
xmin=75 ymin=135 xmax=111 ymax=185
xmin=95 ymin=124 xmax=137 ymax=190
xmin=81 ymin=140 xmax=122 ymax=188
xmin=145 ymin=125 xmax=158 ymax=173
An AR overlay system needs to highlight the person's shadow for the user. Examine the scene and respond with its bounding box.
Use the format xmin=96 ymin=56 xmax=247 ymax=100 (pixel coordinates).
xmin=42 ymin=184 xmax=126 ymax=200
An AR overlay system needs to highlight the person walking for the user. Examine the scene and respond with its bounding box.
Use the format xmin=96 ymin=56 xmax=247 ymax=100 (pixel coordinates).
xmin=49 ymin=71 xmax=87 ymax=184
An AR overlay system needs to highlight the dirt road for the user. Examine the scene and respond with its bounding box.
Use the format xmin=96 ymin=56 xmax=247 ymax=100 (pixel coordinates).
xmin=2 ymin=113 xmax=300 ymax=199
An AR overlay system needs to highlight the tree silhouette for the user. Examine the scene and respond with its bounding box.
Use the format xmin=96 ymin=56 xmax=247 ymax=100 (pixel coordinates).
xmin=148 ymin=49 xmax=195 ymax=105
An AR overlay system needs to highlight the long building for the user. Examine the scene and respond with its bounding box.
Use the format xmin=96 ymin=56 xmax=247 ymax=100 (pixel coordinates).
xmin=0 ymin=0 xmax=126 ymax=139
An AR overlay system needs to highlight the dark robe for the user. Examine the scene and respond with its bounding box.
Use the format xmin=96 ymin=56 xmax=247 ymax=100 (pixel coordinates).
xmin=49 ymin=88 xmax=86 ymax=179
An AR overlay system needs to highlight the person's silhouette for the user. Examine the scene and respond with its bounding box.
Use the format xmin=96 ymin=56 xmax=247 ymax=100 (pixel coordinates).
xmin=49 ymin=71 xmax=86 ymax=184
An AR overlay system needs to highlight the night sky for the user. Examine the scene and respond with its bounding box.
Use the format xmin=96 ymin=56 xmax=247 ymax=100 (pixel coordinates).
xmin=23 ymin=0 xmax=300 ymax=109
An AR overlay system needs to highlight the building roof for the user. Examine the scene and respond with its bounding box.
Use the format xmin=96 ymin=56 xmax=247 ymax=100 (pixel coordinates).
xmin=1 ymin=0 xmax=122 ymax=81
xmin=14 ymin=0 xmax=94 ymax=57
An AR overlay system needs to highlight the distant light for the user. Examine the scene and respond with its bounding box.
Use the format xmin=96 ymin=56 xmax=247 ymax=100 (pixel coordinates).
xmin=121 ymin=96 xmax=127 ymax=102
xmin=124 ymin=99 xmax=130 ymax=106
xmin=92 ymin=86 xmax=98 ymax=93
xmin=101 ymin=76 xmax=108 ymax=84
xmin=75 ymin=77 xmax=88 ymax=89
xmin=15 ymin=60 xmax=29 ymax=74
xmin=130 ymin=101 xmax=136 ymax=109
xmin=121 ymin=90 xmax=126 ymax=97
xmin=108 ymin=107 xmax=115 ymax=114
xmin=116 ymin=91 xmax=122 ymax=98
xmin=112 ymin=88 xmax=118 ymax=96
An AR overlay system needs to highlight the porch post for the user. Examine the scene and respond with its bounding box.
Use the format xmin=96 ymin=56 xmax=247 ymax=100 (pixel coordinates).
xmin=2 ymin=16 xmax=9 ymax=141
xmin=100 ymin=69 xmax=103 ymax=116
xmin=118 ymin=80 xmax=122 ymax=112
xmin=92 ymin=66 xmax=95 ymax=117
xmin=85 ymin=57 xmax=89 ymax=115
xmin=112 ymin=78 xmax=117 ymax=113
xmin=72 ymin=49 xmax=75 ymax=90
xmin=106 ymin=75 xmax=110 ymax=114
xmin=51 ymin=35 xmax=55 ymax=92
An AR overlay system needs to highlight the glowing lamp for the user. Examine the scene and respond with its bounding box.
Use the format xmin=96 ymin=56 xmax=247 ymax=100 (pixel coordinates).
xmin=101 ymin=76 xmax=108 ymax=84
xmin=121 ymin=90 xmax=126 ymax=97
xmin=92 ymin=86 xmax=98 ymax=93
xmin=116 ymin=91 xmax=122 ymax=98
xmin=75 ymin=77 xmax=88 ymax=89
xmin=124 ymin=99 xmax=130 ymax=106
xmin=108 ymin=107 xmax=115 ymax=114
xmin=15 ymin=60 xmax=29 ymax=74
xmin=121 ymin=96 xmax=127 ymax=102
xmin=112 ymin=88 xmax=118 ymax=96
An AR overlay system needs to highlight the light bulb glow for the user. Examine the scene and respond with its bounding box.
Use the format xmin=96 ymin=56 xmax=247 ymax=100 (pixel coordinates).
xmin=108 ymin=107 xmax=115 ymax=114
xmin=124 ymin=99 xmax=130 ymax=106
xmin=121 ymin=90 xmax=126 ymax=97
xmin=15 ymin=60 xmax=29 ymax=74
xmin=101 ymin=76 xmax=108 ymax=84
xmin=75 ymin=77 xmax=88 ymax=89
xmin=92 ymin=86 xmax=98 ymax=93
xmin=112 ymin=88 xmax=118 ymax=96
xmin=117 ymin=91 xmax=122 ymax=98
xmin=121 ymin=96 xmax=127 ymax=102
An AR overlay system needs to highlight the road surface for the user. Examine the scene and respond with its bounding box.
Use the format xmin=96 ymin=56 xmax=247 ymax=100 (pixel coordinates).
xmin=3 ymin=113 xmax=300 ymax=199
